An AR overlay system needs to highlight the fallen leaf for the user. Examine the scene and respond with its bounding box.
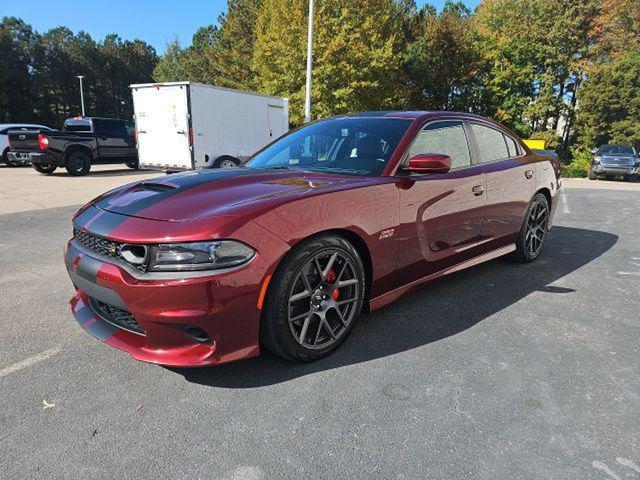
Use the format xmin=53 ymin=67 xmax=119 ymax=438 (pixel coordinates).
xmin=135 ymin=403 xmax=144 ymax=412
xmin=42 ymin=399 xmax=54 ymax=410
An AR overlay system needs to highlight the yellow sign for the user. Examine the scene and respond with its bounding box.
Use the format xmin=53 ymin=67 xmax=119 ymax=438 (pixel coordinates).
xmin=523 ymin=139 xmax=546 ymax=150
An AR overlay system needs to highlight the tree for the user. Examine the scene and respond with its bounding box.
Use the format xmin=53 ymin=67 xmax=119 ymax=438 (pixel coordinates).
xmin=0 ymin=17 xmax=39 ymax=123
xmin=253 ymin=0 xmax=405 ymax=125
xmin=403 ymin=1 xmax=482 ymax=112
xmin=577 ymin=51 xmax=640 ymax=148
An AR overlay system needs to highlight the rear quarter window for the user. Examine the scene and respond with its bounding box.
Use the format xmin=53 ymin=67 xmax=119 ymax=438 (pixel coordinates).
xmin=471 ymin=124 xmax=509 ymax=163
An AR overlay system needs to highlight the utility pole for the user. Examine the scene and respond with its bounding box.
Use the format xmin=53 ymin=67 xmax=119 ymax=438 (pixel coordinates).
xmin=304 ymin=0 xmax=314 ymax=123
xmin=77 ymin=75 xmax=85 ymax=116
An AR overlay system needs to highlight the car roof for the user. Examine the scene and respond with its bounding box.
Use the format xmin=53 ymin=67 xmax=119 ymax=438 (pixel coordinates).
xmin=65 ymin=117 xmax=129 ymax=122
xmin=0 ymin=123 xmax=50 ymax=128
xmin=330 ymin=110 xmax=497 ymax=123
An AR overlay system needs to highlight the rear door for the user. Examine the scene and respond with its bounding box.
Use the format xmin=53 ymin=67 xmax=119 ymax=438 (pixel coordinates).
xmin=133 ymin=85 xmax=192 ymax=169
xmin=469 ymin=122 xmax=535 ymax=244
xmin=94 ymin=119 xmax=132 ymax=158
xmin=397 ymin=119 xmax=487 ymax=283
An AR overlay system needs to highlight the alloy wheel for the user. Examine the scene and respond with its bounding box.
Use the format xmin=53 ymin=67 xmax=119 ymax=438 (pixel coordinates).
xmin=524 ymin=199 xmax=549 ymax=257
xmin=287 ymin=249 xmax=360 ymax=349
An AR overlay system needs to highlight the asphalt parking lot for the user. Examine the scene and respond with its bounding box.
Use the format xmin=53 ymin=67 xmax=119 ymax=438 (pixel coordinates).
xmin=1 ymin=166 xmax=639 ymax=479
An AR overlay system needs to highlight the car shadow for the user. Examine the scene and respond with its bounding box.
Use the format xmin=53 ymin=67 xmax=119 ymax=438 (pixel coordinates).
xmin=173 ymin=226 xmax=617 ymax=389
xmin=48 ymin=168 xmax=160 ymax=178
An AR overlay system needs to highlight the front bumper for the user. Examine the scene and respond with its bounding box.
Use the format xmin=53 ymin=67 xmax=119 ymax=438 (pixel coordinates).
xmin=592 ymin=164 xmax=638 ymax=175
xmin=64 ymin=218 xmax=288 ymax=366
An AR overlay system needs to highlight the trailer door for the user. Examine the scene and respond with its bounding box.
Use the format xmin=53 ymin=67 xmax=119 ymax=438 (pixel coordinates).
xmin=268 ymin=104 xmax=287 ymax=141
xmin=133 ymin=84 xmax=192 ymax=169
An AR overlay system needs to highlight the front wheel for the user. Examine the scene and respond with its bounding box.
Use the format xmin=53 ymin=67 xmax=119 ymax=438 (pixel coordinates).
xmin=32 ymin=163 xmax=57 ymax=174
xmin=509 ymin=193 xmax=550 ymax=263
xmin=588 ymin=169 xmax=596 ymax=180
xmin=65 ymin=151 xmax=91 ymax=176
xmin=261 ymin=234 xmax=366 ymax=362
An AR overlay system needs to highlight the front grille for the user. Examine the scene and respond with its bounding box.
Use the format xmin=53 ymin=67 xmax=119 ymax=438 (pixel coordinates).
xmin=73 ymin=227 xmax=146 ymax=271
xmin=74 ymin=227 xmax=120 ymax=259
xmin=89 ymin=297 xmax=145 ymax=335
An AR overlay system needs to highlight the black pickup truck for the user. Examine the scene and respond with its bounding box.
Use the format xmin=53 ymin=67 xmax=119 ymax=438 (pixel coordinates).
xmin=7 ymin=117 xmax=138 ymax=176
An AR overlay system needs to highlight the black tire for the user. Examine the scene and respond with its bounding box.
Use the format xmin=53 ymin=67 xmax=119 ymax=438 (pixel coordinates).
xmin=508 ymin=193 xmax=550 ymax=263
xmin=2 ymin=148 xmax=18 ymax=167
xmin=32 ymin=163 xmax=57 ymax=174
xmin=125 ymin=160 xmax=139 ymax=169
xmin=64 ymin=150 xmax=91 ymax=176
xmin=629 ymin=174 xmax=638 ymax=182
xmin=588 ymin=169 xmax=596 ymax=180
xmin=261 ymin=234 xmax=366 ymax=362
xmin=214 ymin=156 xmax=240 ymax=168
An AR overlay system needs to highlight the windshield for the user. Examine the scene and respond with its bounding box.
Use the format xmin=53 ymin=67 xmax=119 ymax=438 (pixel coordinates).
xmin=598 ymin=145 xmax=636 ymax=155
xmin=247 ymin=117 xmax=412 ymax=176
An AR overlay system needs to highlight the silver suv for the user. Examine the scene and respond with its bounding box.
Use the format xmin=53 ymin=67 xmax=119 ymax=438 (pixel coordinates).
xmin=589 ymin=145 xmax=639 ymax=181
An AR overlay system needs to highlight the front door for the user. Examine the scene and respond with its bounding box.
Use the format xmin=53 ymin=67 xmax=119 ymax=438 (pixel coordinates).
xmin=396 ymin=120 xmax=487 ymax=283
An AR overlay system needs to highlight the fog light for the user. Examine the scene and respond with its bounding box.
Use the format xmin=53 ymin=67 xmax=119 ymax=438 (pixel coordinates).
xmin=182 ymin=325 xmax=211 ymax=344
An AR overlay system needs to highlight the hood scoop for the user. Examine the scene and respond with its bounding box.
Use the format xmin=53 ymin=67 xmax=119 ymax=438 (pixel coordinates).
xmin=138 ymin=182 xmax=178 ymax=192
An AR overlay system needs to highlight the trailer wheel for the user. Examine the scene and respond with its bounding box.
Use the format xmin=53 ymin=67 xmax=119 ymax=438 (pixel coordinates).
xmin=214 ymin=156 xmax=240 ymax=168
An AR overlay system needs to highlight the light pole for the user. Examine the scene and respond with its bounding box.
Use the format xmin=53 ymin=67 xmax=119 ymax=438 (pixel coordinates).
xmin=303 ymin=0 xmax=314 ymax=123
xmin=77 ymin=75 xmax=85 ymax=116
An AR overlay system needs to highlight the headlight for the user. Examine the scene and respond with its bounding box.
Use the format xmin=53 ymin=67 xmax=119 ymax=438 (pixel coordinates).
xmin=593 ymin=156 xmax=601 ymax=164
xmin=148 ymin=241 xmax=255 ymax=272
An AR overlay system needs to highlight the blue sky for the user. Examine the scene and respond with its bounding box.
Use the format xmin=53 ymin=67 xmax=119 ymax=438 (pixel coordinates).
xmin=2 ymin=0 xmax=481 ymax=54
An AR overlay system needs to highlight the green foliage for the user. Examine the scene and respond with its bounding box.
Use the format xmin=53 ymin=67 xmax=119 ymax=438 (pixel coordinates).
xmin=560 ymin=146 xmax=591 ymax=177
xmin=403 ymin=1 xmax=482 ymax=111
xmin=1 ymin=17 xmax=157 ymax=125
xmin=252 ymin=0 xmax=404 ymax=125
xmin=577 ymin=49 xmax=640 ymax=149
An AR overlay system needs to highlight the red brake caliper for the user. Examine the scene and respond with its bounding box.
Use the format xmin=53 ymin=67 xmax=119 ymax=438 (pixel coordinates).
xmin=326 ymin=269 xmax=339 ymax=300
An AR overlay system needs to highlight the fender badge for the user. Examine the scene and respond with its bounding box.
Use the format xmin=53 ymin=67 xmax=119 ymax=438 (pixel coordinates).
xmin=379 ymin=229 xmax=395 ymax=240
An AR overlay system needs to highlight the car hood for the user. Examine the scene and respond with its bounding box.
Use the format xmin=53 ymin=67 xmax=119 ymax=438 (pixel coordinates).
xmin=94 ymin=168 xmax=362 ymax=221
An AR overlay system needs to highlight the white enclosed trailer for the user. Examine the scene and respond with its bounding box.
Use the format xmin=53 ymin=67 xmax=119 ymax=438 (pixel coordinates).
xmin=130 ymin=82 xmax=289 ymax=170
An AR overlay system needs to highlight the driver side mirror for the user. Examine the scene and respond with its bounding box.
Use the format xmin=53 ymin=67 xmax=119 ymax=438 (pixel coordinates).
xmin=405 ymin=153 xmax=451 ymax=174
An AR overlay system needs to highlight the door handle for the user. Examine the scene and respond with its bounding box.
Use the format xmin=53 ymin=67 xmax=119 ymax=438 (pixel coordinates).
xmin=525 ymin=169 xmax=534 ymax=179
xmin=472 ymin=185 xmax=485 ymax=196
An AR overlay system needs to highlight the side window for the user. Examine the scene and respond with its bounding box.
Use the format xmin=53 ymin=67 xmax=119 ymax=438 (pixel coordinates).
xmin=0 ymin=128 xmax=7 ymax=135
xmin=471 ymin=124 xmax=509 ymax=162
xmin=95 ymin=120 xmax=126 ymax=137
xmin=406 ymin=120 xmax=471 ymax=169
xmin=504 ymin=135 xmax=519 ymax=157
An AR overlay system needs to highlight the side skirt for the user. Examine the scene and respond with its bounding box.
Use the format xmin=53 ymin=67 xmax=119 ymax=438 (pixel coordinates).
xmin=368 ymin=243 xmax=516 ymax=312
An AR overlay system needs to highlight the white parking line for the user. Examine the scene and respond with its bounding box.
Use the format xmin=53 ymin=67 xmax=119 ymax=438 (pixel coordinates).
xmin=0 ymin=347 xmax=62 ymax=379
xmin=561 ymin=193 xmax=570 ymax=214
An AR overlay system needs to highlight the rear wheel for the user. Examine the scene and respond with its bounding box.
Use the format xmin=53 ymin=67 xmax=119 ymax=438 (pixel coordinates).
xmin=509 ymin=193 xmax=550 ymax=263
xmin=125 ymin=160 xmax=139 ymax=169
xmin=261 ymin=234 xmax=366 ymax=362
xmin=65 ymin=151 xmax=91 ymax=176
xmin=32 ymin=163 xmax=57 ymax=174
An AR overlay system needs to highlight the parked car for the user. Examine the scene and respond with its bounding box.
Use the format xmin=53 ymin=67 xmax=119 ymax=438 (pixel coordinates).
xmin=589 ymin=144 xmax=639 ymax=181
xmin=64 ymin=111 xmax=560 ymax=367
xmin=7 ymin=117 xmax=138 ymax=176
xmin=0 ymin=123 xmax=52 ymax=166
xmin=131 ymin=82 xmax=289 ymax=171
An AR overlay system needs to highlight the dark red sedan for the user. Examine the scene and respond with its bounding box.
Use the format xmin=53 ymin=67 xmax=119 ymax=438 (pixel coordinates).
xmin=65 ymin=111 xmax=560 ymax=366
